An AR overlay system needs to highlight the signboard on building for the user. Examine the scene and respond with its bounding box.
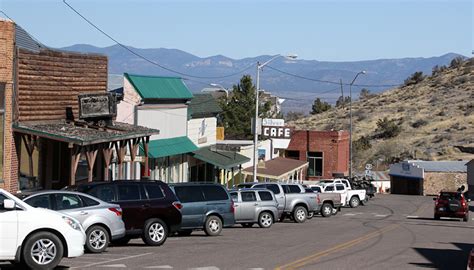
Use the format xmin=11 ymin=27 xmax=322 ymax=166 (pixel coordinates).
xmin=78 ymin=93 xmax=117 ymax=119
xmin=262 ymin=118 xmax=285 ymax=127
xmin=389 ymin=161 xmax=424 ymax=179
xmin=261 ymin=118 xmax=291 ymax=139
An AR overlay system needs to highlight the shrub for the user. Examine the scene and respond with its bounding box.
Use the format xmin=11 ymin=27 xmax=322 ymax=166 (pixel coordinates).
xmin=404 ymin=71 xmax=426 ymax=86
xmin=354 ymin=136 xmax=372 ymax=151
xmin=411 ymin=119 xmax=428 ymax=128
xmin=311 ymin=98 xmax=331 ymax=115
xmin=449 ymin=56 xmax=464 ymax=68
xmin=375 ymin=117 xmax=402 ymax=138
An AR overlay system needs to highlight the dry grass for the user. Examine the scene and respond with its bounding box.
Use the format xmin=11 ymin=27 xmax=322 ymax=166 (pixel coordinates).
xmin=289 ymin=59 xmax=474 ymax=170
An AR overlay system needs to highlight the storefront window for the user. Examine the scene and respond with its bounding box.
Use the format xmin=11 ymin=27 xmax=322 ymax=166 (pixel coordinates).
xmin=307 ymin=152 xmax=323 ymax=177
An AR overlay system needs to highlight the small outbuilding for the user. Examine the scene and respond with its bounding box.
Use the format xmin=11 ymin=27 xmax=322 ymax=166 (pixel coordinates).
xmin=389 ymin=160 xmax=468 ymax=196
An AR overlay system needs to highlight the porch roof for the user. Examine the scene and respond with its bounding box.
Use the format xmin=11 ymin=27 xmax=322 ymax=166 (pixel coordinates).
xmin=13 ymin=121 xmax=159 ymax=146
xmin=191 ymin=146 xmax=250 ymax=170
xmin=242 ymin=157 xmax=309 ymax=180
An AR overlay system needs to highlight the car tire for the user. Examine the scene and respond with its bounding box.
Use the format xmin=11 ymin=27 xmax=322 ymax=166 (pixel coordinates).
xmin=111 ymin=236 xmax=131 ymax=246
xmin=177 ymin=230 xmax=193 ymax=236
xmin=361 ymin=197 xmax=369 ymax=206
xmin=293 ymin=206 xmax=307 ymax=223
xmin=22 ymin=231 xmax=63 ymax=270
xmin=241 ymin=223 xmax=254 ymax=228
xmin=85 ymin=225 xmax=109 ymax=253
xmin=434 ymin=214 xmax=440 ymax=220
xmin=258 ymin=212 xmax=274 ymax=228
xmin=204 ymin=215 xmax=223 ymax=236
xmin=321 ymin=203 xmax=333 ymax=218
xmin=463 ymin=213 xmax=469 ymax=222
xmin=142 ymin=218 xmax=168 ymax=246
xmin=349 ymin=196 xmax=360 ymax=208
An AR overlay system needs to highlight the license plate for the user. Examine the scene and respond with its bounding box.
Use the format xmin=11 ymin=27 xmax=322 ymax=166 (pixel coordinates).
xmin=438 ymin=207 xmax=445 ymax=211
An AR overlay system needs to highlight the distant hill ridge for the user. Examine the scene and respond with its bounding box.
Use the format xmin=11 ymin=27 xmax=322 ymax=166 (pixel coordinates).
xmin=61 ymin=44 xmax=463 ymax=110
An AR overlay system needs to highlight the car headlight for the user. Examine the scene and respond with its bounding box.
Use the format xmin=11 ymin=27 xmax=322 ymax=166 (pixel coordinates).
xmin=62 ymin=216 xmax=81 ymax=231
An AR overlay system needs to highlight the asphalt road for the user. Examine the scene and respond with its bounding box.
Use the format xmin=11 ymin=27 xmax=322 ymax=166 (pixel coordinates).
xmin=2 ymin=194 xmax=473 ymax=270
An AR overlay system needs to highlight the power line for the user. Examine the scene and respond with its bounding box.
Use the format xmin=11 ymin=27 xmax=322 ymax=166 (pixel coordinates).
xmin=62 ymin=0 xmax=254 ymax=79
xmin=265 ymin=65 xmax=403 ymax=88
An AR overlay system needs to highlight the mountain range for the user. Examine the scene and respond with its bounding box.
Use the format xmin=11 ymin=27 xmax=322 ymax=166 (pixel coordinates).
xmin=61 ymin=44 xmax=464 ymax=113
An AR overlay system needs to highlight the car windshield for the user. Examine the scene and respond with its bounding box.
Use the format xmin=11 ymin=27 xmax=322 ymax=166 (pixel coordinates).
xmin=439 ymin=192 xmax=462 ymax=200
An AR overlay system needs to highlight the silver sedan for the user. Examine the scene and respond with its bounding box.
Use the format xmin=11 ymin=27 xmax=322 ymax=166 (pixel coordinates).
xmin=229 ymin=188 xmax=279 ymax=228
xmin=21 ymin=190 xmax=125 ymax=253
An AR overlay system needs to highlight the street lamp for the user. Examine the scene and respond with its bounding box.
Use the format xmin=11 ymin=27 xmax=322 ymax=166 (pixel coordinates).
xmin=349 ymin=70 xmax=366 ymax=180
xmin=253 ymin=54 xmax=297 ymax=182
xmin=208 ymin=83 xmax=229 ymax=98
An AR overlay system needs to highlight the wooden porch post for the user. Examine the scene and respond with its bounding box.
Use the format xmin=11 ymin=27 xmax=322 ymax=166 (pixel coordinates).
xmin=129 ymin=138 xmax=140 ymax=180
xmin=21 ymin=134 xmax=37 ymax=177
xmin=102 ymin=143 xmax=113 ymax=181
xmin=115 ymin=140 xmax=127 ymax=179
xmin=143 ymin=136 xmax=150 ymax=178
xmin=85 ymin=145 xmax=98 ymax=183
xmin=69 ymin=145 xmax=81 ymax=186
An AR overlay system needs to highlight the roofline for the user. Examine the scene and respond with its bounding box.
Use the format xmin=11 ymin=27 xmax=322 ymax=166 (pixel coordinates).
xmin=124 ymin=72 xmax=182 ymax=80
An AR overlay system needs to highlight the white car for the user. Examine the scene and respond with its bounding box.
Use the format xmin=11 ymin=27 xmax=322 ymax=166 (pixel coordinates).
xmin=319 ymin=179 xmax=367 ymax=208
xmin=0 ymin=188 xmax=85 ymax=269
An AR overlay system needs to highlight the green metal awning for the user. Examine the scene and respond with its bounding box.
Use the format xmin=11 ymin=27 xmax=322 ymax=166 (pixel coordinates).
xmin=191 ymin=146 xmax=250 ymax=170
xmin=147 ymin=136 xmax=198 ymax=158
xmin=124 ymin=73 xmax=193 ymax=100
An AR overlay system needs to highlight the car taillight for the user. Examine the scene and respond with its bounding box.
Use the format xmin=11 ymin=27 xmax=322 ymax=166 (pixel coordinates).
xmin=316 ymin=194 xmax=321 ymax=204
xmin=108 ymin=207 xmax=122 ymax=217
xmin=173 ymin=201 xmax=183 ymax=210
xmin=230 ymin=200 xmax=235 ymax=213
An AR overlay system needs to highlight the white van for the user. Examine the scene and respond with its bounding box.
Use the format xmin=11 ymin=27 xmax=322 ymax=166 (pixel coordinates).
xmin=0 ymin=188 xmax=85 ymax=269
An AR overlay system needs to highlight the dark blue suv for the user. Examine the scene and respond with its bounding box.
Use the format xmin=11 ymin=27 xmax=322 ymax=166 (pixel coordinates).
xmin=169 ymin=183 xmax=235 ymax=236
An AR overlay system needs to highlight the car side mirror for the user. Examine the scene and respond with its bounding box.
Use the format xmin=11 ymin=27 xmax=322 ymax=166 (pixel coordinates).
xmin=432 ymin=197 xmax=437 ymax=201
xmin=3 ymin=199 xmax=15 ymax=210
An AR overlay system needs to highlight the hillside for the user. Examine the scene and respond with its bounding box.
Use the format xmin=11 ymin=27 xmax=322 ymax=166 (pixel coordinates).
xmin=290 ymin=58 xmax=474 ymax=171
xmin=61 ymin=45 xmax=463 ymax=113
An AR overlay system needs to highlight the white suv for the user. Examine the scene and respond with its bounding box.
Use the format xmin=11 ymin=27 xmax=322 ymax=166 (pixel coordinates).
xmin=0 ymin=188 xmax=85 ymax=269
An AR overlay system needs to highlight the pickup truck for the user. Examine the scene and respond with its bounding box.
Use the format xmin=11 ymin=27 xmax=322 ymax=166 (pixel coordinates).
xmin=306 ymin=185 xmax=343 ymax=217
xmin=248 ymin=183 xmax=321 ymax=223
xmin=319 ymin=179 xmax=367 ymax=208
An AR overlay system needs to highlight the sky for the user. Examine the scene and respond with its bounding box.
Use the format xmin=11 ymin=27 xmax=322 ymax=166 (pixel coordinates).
xmin=0 ymin=0 xmax=472 ymax=61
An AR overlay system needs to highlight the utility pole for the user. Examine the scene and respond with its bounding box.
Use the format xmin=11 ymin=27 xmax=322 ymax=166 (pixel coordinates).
xmin=339 ymin=79 xmax=344 ymax=109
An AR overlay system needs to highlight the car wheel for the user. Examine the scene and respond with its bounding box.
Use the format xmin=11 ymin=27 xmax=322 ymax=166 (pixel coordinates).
xmin=349 ymin=196 xmax=360 ymax=208
xmin=85 ymin=225 xmax=109 ymax=253
xmin=241 ymin=223 xmax=254 ymax=228
xmin=111 ymin=236 xmax=131 ymax=246
xmin=434 ymin=214 xmax=440 ymax=220
xmin=293 ymin=206 xmax=307 ymax=223
xmin=177 ymin=230 xmax=193 ymax=236
xmin=142 ymin=218 xmax=168 ymax=246
xmin=258 ymin=212 xmax=274 ymax=228
xmin=307 ymin=211 xmax=314 ymax=219
xmin=321 ymin=203 xmax=333 ymax=218
xmin=463 ymin=213 xmax=469 ymax=222
xmin=22 ymin=231 xmax=63 ymax=270
xmin=361 ymin=197 xmax=369 ymax=206
xmin=204 ymin=215 xmax=223 ymax=236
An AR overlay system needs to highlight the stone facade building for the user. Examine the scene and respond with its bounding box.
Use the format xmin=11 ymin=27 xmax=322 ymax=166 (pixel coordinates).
xmin=389 ymin=160 xmax=467 ymax=196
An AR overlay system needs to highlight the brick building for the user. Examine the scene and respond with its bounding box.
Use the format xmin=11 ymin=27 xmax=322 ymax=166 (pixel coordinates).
xmin=0 ymin=19 xmax=157 ymax=193
xmin=284 ymin=130 xmax=349 ymax=180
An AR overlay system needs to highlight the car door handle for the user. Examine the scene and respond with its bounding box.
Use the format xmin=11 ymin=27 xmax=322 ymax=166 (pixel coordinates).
xmin=254 ymin=203 xmax=259 ymax=206
xmin=79 ymin=211 xmax=88 ymax=215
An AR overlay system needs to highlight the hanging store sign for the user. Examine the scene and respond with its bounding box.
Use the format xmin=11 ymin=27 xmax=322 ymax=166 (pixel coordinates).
xmin=78 ymin=93 xmax=117 ymax=120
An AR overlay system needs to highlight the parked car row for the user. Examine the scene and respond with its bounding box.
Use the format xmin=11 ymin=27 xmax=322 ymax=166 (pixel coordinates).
xmin=0 ymin=178 xmax=373 ymax=269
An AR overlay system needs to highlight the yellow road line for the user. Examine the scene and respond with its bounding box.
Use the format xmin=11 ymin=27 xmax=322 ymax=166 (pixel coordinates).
xmin=275 ymin=224 xmax=399 ymax=270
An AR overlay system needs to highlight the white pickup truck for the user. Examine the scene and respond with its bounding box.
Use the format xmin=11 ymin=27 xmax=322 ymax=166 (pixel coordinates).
xmin=318 ymin=179 xmax=367 ymax=208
